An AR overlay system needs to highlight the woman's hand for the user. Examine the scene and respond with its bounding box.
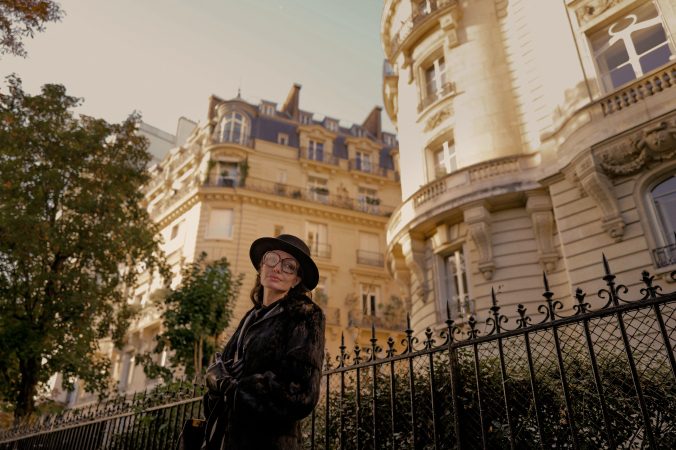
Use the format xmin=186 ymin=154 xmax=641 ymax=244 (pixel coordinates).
xmin=205 ymin=353 xmax=236 ymax=396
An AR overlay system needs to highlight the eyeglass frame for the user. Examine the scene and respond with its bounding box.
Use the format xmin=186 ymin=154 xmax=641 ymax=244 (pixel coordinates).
xmin=260 ymin=251 xmax=301 ymax=275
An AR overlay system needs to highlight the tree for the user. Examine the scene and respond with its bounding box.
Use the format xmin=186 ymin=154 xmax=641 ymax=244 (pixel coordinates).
xmin=0 ymin=0 xmax=63 ymax=57
xmin=0 ymin=75 xmax=166 ymax=421
xmin=140 ymin=252 xmax=243 ymax=381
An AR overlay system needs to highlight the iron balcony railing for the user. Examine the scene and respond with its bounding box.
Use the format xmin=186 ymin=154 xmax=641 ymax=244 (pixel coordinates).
xmin=389 ymin=0 xmax=456 ymax=57
xmin=4 ymin=258 xmax=675 ymax=449
xmin=211 ymin=134 xmax=253 ymax=147
xmin=418 ymin=81 xmax=456 ymax=112
xmin=653 ymin=242 xmax=676 ymax=268
xmin=348 ymin=159 xmax=388 ymax=177
xmin=299 ymin=147 xmax=339 ymax=166
xmin=356 ymin=249 xmax=384 ymax=267
xmin=309 ymin=242 xmax=331 ymax=259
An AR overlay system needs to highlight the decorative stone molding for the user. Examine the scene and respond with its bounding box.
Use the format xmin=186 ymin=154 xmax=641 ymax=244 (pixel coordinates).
xmin=526 ymin=192 xmax=559 ymax=273
xmin=400 ymin=233 xmax=429 ymax=304
xmin=495 ymin=0 xmax=509 ymax=19
xmin=574 ymin=153 xmax=625 ymax=241
xmin=574 ymin=0 xmax=625 ymax=27
xmin=597 ymin=118 xmax=676 ymax=177
xmin=424 ymin=106 xmax=453 ymax=132
xmin=463 ymin=204 xmax=495 ymax=280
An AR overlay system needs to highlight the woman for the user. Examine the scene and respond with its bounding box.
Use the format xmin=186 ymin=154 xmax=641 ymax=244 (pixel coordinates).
xmin=202 ymin=234 xmax=326 ymax=450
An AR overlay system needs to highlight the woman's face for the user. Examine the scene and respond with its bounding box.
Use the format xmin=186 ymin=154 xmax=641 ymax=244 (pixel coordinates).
xmin=259 ymin=250 xmax=302 ymax=296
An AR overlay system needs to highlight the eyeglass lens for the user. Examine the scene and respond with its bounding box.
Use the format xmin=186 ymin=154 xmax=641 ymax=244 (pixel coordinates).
xmin=262 ymin=252 xmax=298 ymax=274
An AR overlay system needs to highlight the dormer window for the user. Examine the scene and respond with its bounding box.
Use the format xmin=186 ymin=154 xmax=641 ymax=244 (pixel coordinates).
xmin=219 ymin=112 xmax=249 ymax=145
xmin=259 ymin=102 xmax=276 ymax=116
xmin=355 ymin=151 xmax=373 ymax=172
xmin=300 ymin=112 xmax=313 ymax=125
xmin=324 ymin=119 xmax=338 ymax=132
xmin=589 ymin=1 xmax=673 ymax=92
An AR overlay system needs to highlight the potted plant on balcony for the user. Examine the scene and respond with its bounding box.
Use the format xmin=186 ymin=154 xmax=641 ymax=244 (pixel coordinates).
xmin=238 ymin=159 xmax=249 ymax=187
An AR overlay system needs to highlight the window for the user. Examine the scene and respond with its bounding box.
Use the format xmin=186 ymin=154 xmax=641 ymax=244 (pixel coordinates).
xmin=307 ymin=176 xmax=329 ymax=203
xmin=277 ymin=133 xmax=289 ymax=146
xmin=360 ymin=284 xmax=380 ymax=316
xmin=300 ymin=112 xmax=313 ymax=125
xmin=425 ymin=56 xmax=447 ymax=100
xmin=215 ymin=161 xmax=240 ymax=187
xmin=314 ymin=276 xmax=329 ymax=305
xmin=443 ymin=249 xmax=471 ymax=320
xmin=206 ymin=208 xmax=234 ymax=240
xmin=324 ymin=119 xmax=338 ymax=132
xmin=308 ymin=140 xmax=325 ymax=161
xmin=355 ymin=151 xmax=373 ymax=173
xmin=307 ymin=221 xmax=330 ymax=258
xmin=219 ymin=112 xmax=249 ymax=144
xmin=432 ymin=140 xmax=457 ymax=179
xmin=260 ymin=103 xmax=275 ymax=115
xmin=357 ymin=187 xmax=380 ymax=213
xmin=273 ymin=224 xmax=284 ymax=237
xmin=651 ymin=174 xmax=676 ymax=267
xmin=590 ymin=1 xmax=673 ymax=92
xmin=357 ymin=231 xmax=383 ymax=266
xmin=170 ymin=223 xmax=180 ymax=240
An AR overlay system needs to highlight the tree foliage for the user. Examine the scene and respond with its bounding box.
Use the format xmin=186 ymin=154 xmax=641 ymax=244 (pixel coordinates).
xmin=0 ymin=75 xmax=166 ymax=420
xmin=140 ymin=252 xmax=243 ymax=381
xmin=0 ymin=0 xmax=63 ymax=57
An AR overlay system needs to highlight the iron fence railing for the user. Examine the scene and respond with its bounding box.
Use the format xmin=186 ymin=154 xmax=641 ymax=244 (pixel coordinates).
xmin=2 ymin=258 xmax=675 ymax=449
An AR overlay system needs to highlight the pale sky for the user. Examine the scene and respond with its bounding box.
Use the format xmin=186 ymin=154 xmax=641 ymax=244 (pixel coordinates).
xmin=3 ymin=0 xmax=394 ymax=135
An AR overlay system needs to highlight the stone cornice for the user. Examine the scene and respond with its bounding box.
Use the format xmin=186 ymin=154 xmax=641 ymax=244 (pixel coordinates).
xmin=154 ymin=187 xmax=390 ymax=229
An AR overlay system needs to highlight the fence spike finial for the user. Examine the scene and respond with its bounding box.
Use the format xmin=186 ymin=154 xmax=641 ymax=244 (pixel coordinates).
xmin=602 ymin=252 xmax=611 ymax=275
xmin=543 ymin=271 xmax=550 ymax=293
xmin=491 ymin=287 xmax=497 ymax=307
xmin=446 ymin=299 xmax=451 ymax=321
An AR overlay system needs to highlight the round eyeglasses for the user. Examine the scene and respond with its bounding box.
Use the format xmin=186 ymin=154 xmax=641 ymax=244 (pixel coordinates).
xmin=261 ymin=251 xmax=299 ymax=275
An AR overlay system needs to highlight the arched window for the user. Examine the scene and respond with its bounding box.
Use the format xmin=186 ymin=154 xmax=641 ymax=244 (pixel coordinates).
xmin=219 ymin=112 xmax=249 ymax=145
xmin=651 ymin=174 xmax=676 ymax=267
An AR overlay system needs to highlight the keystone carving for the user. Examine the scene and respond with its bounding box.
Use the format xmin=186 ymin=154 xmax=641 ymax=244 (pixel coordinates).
xmin=574 ymin=0 xmax=625 ymax=27
xmin=424 ymin=107 xmax=453 ymax=132
xmin=526 ymin=192 xmax=559 ymax=273
xmin=464 ymin=204 xmax=495 ymax=280
xmin=597 ymin=119 xmax=676 ymax=177
xmin=574 ymin=154 xmax=625 ymax=241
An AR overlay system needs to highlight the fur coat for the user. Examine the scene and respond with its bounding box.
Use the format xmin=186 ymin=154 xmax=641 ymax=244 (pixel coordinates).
xmin=203 ymin=293 xmax=325 ymax=450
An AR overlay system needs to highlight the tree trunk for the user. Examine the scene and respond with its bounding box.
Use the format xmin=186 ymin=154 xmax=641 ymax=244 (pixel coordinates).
xmin=15 ymin=355 xmax=40 ymax=423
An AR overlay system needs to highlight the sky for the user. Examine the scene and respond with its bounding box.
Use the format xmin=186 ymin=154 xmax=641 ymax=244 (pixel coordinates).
xmin=3 ymin=0 xmax=394 ymax=135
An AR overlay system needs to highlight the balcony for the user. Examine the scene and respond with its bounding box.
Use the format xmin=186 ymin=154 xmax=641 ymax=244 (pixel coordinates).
xmin=349 ymin=159 xmax=388 ymax=177
xmin=598 ymin=61 xmax=676 ymax=116
xmin=208 ymin=176 xmax=396 ymax=217
xmin=418 ymin=81 xmax=456 ymax=113
xmin=310 ymin=242 xmax=332 ymax=259
xmin=212 ymin=134 xmax=253 ymax=147
xmin=322 ymin=306 xmax=341 ymax=326
xmin=653 ymin=243 xmax=676 ymax=268
xmin=347 ymin=310 xmax=406 ymax=331
xmin=389 ymin=0 xmax=457 ymax=58
xmin=299 ymin=147 xmax=339 ymax=166
xmin=356 ymin=250 xmax=384 ymax=267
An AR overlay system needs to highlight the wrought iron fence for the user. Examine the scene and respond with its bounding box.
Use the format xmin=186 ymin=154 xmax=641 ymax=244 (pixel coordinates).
xmin=2 ymin=258 xmax=675 ymax=449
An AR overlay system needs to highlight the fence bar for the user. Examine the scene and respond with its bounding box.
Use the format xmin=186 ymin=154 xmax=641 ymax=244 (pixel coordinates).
xmin=471 ymin=341 xmax=488 ymax=450
xmin=325 ymin=372 xmax=330 ymax=450
xmin=543 ymin=275 xmax=580 ymax=450
xmin=426 ymin=335 xmax=439 ymax=450
xmin=602 ymin=258 xmax=656 ymax=447
xmin=356 ymin=364 xmax=362 ymax=450
xmin=490 ymin=290 xmax=515 ymax=450
xmin=522 ymin=328 xmax=546 ymax=449
xmin=389 ymin=356 xmax=396 ymax=450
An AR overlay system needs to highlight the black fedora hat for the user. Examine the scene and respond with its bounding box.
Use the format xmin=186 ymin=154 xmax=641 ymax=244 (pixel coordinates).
xmin=249 ymin=234 xmax=319 ymax=290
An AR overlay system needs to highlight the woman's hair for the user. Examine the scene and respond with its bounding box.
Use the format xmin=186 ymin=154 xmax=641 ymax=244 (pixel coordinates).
xmin=249 ymin=265 xmax=311 ymax=306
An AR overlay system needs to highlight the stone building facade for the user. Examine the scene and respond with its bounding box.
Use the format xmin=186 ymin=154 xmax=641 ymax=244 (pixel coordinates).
xmin=381 ymin=0 xmax=676 ymax=330
xmin=105 ymin=85 xmax=405 ymax=395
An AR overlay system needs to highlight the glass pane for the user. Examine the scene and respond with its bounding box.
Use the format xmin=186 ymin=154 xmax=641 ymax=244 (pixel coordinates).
xmin=632 ymin=24 xmax=667 ymax=55
xmin=639 ymin=44 xmax=672 ymax=74
xmin=652 ymin=175 xmax=676 ymax=198
xmin=604 ymin=40 xmax=630 ymax=69
xmin=608 ymin=63 xmax=636 ymax=89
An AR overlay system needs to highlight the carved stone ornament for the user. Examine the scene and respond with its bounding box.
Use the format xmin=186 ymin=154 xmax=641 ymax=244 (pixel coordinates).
xmin=526 ymin=193 xmax=559 ymax=273
xmin=597 ymin=119 xmax=676 ymax=177
xmin=574 ymin=153 xmax=625 ymax=241
xmin=464 ymin=204 xmax=495 ymax=280
xmin=400 ymin=234 xmax=429 ymax=304
xmin=424 ymin=106 xmax=453 ymax=132
xmin=575 ymin=0 xmax=625 ymax=26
